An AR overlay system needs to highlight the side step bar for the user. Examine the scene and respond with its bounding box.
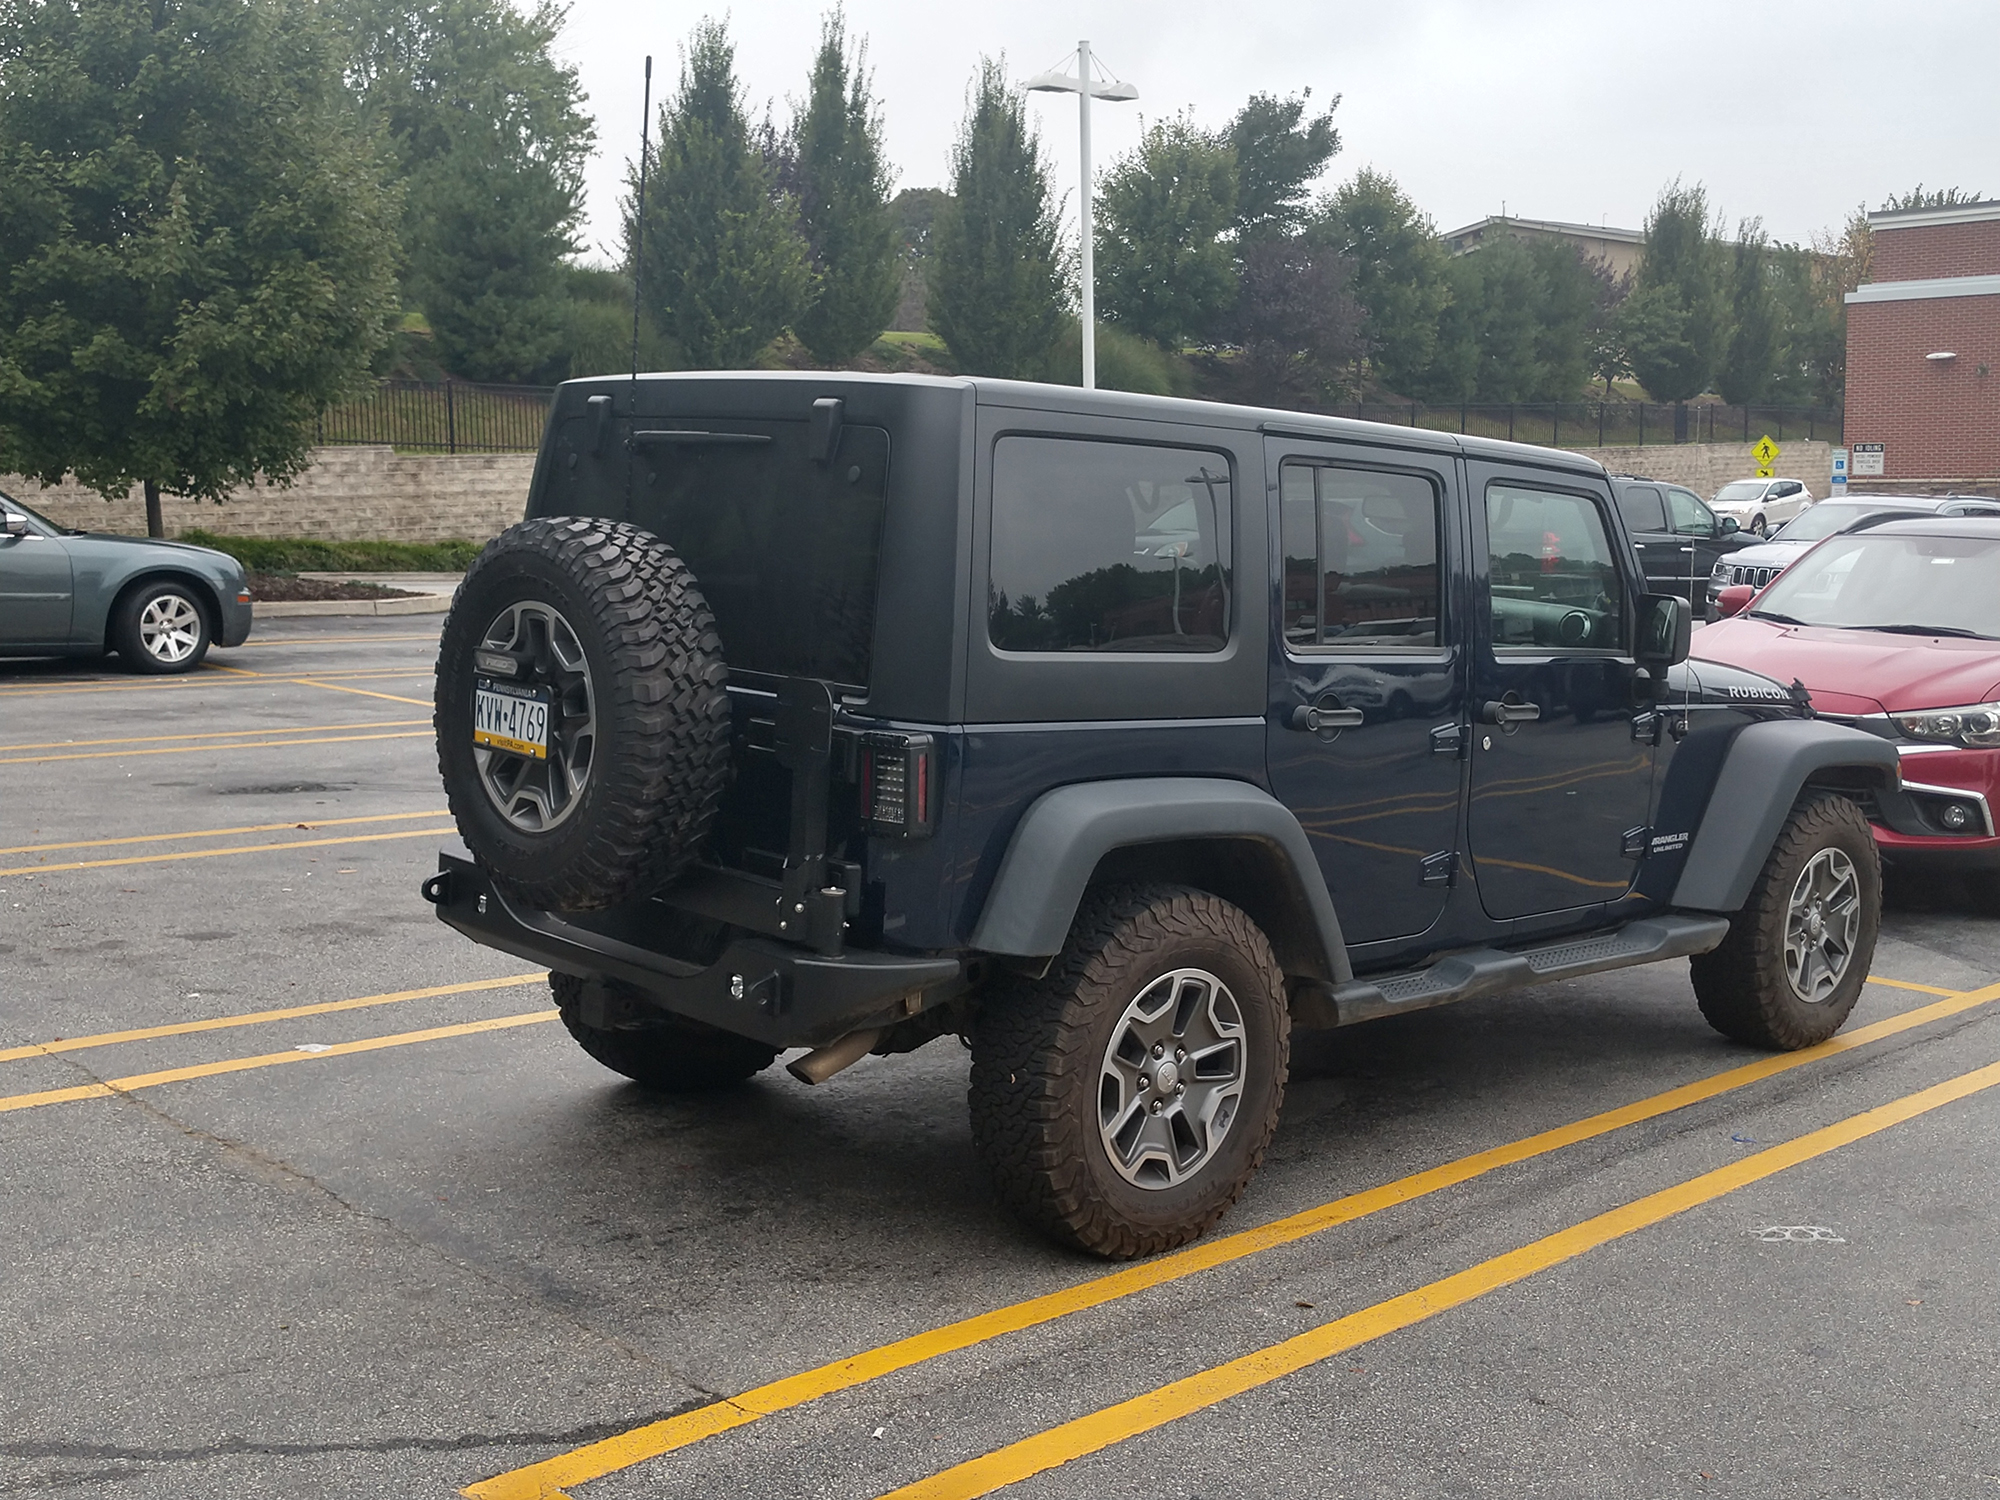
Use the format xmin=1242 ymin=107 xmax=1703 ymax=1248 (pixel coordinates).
xmin=1319 ymin=913 xmax=1732 ymax=1029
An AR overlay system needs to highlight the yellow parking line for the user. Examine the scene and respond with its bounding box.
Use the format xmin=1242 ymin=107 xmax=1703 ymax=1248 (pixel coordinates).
xmin=0 ymin=973 xmax=546 ymax=1064
xmin=882 ymin=1055 xmax=2000 ymax=1500
xmin=0 ymin=809 xmax=449 ymax=857
xmin=0 ymin=670 xmax=431 ymax=700
xmin=0 ymin=719 xmax=428 ymax=753
xmin=293 ymin=678 xmax=431 ymax=707
xmin=1870 ymin=976 xmax=1961 ymax=997
xmin=0 ymin=1010 xmax=558 ymax=1115
xmin=0 ymin=730 xmax=431 ymax=766
xmin=234 ymin=633 xmax=443 ymax=647
xmin=0 ymin=825 xmax=455 ymax=877
xmin=460 ymin=977 xmax=2000 ymax=1500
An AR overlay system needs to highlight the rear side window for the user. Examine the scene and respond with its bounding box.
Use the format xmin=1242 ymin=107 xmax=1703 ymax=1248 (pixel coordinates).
xmin=1487 ymin=483 xmax=1626 ymax=651
xmin=988 ymin=436 xmax=1231 ymax=653
xmin=1616 ymin=485 xmax=1666 ymax=533
xmin=1280 ymin=462 xmax=1442 ymax=649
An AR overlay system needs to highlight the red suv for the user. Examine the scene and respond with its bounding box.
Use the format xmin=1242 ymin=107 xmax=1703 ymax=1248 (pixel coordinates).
xmin=1697 ymin=515 xmax=2000 ymax=908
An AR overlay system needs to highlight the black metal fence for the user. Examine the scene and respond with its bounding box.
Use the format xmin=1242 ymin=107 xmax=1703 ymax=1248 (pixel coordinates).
xmin=1320 ymin=400 xmax=1844 ymax=449
xmin=315 ymin=380 xmax=556 ymax=454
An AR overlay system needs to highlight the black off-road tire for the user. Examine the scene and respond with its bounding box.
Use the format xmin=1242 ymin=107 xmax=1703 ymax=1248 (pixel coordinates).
xmin=436 ymin=517 xmax=730 ymax=912
xmin=110 ymin=579 xmax=212 ymax=674
xmin=1690 ymin=795 xmax=1881 ymax=1049
xmin=968 ymin=884 xmax=1290 ymax=1259
xmin=552 ymin=973 xmax=776 ymax=1092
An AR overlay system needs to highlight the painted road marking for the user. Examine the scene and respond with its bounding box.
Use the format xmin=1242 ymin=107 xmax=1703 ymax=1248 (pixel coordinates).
xmin=460 ymin=977 xmax=2000 ymax=1500
xmin=0 ymin=719 xmax=428 ymax=753
xmin=0 ymin=730 xmax=431 ymax=766
xmin=0 ymin=825 xmax=455 ymax=878
xmin=878 ymin=1054 xmax=2000 ymax=1500
xmin=0 ymin=973 xmax=545 ymax=1065
xmin=1 ymin=808 xmax=449 ymax=858
xmin=292 ymin=678 xmax=431 ymax=707
xmin=0 ymin=670 xmax=432 ymax=700
xmin=0 ymin=1011 xmax=558 ymax=1115
xmin=233 ymin=633 xmax=442 ymax=647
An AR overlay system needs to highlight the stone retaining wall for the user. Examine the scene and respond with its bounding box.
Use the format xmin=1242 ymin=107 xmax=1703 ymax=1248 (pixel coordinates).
xmin=1566 ymin=440 xmax=1833 ymax=496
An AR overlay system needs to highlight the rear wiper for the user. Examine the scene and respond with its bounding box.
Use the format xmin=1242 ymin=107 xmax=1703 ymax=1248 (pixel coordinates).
xmin=1847 ymin=622 xmax=1994 ymax=639
xmin=1745 ymin=609 xmax=1810 ymax=625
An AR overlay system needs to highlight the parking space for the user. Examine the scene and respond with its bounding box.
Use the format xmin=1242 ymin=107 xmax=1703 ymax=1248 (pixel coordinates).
xmin=5 ymin=616 xmax=2000 ymax=1498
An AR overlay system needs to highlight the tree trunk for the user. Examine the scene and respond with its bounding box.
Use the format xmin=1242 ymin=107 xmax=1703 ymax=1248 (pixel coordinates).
xmin=144 ymin=479 xmax=163 ymax=539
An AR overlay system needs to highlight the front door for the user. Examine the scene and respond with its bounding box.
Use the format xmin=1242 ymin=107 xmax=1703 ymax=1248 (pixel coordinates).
xmin=1467 ymin=465 xmax=1655 ymax=921
xmin=1264 ymin=441 xmax=1466 ymax=946
xmin=0 ymin=526 xmax=72 ymax=644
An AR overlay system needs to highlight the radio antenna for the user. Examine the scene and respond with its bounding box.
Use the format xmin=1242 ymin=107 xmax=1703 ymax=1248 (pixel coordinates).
xmin=629 ymin=54 xmax=653 ymax=401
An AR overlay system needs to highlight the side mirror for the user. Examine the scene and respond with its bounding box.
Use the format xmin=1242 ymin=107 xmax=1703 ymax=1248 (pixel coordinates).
xmin=1 ymin=510 xmax=27 ymax=537
xmin=1637 ymin=593 xmax=1692 ymax=669
xmin=1718 ymin=516 xmax=1741 ymax=536
xmin=1716 ymin=584 xmax=1756 ymax=618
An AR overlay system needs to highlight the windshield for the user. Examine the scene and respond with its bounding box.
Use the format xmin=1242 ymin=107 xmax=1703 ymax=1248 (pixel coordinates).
xmin=1753 ymin=532 xmax=2000 ymax=638
xmin=1772 ymin=504 xmax=1912 ymax=544
xmin=1715 ymin=481 xmax=1769 ymax=502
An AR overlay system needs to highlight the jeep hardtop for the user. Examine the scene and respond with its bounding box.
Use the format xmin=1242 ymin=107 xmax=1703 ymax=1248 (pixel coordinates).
xmin=423 ymin=371 xmax=1914 ymax=1257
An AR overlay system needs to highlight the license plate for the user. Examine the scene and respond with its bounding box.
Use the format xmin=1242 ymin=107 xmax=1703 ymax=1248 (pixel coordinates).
xmin=472 ymin=680 xmax=549 ymax=759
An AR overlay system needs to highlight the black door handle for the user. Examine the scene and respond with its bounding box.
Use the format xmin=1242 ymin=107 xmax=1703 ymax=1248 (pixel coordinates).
xmin=1289 ymin=703 xmax=1364 ymax=732
xmin=1480 ymin=699 xmax=1541 ymax=725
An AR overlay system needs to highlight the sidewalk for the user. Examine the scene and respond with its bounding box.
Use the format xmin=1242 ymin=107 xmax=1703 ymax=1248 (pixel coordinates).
xmin=254 ymin=572 xmax=462 ymax=618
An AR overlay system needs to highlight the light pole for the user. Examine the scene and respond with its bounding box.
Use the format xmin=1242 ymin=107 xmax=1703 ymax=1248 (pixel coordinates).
xmin=1026 ymin=41 xmax=1136 ymax=390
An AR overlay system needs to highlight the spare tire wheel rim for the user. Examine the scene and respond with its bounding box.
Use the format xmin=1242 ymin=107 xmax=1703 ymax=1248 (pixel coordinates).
xmin=140 ymin=593 xmax=202 ymax=663
xmin=1097 ymin=967 xmax=1247 ymax=1188
xmin=471 ymin=600 xmax=595 ymax=833
xmin=1784 ymin=846 xmax=1860 ymax=1004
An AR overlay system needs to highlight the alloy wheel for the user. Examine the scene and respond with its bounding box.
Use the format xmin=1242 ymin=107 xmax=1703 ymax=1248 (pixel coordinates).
xmin=472 ymin=601 xmax=596 ymax=834
xmin=139 ymin=593 xmax=203 ymax=664
xmin=1784 ymin=847 xmax=1860 ymax=1004
xmin=1097 ymin=967 xmax=1246 ymax=1188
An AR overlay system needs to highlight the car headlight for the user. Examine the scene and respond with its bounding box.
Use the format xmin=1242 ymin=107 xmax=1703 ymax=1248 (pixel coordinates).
xmin=1709 ymin=559 xmax=1729 ymax=580
xmin=1894 ymin=703 xmax=2000 ymax=747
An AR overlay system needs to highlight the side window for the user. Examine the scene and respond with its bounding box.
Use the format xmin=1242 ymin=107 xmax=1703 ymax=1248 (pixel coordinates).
xmin=1487 ymin=483 xmax=1626 ymax=652
xmin=1773 ymin=480 xmax=1800 ymax=498
xmin=988 ymin=436 xmax=1231 ymax=654
xmin=1277 ymin=462 xmax=1443 ymax=650
xmin=1666 ymin=488 xmax=1715 ymax=536
xmin=1616 ymin=485 xmax=1666 ymax=533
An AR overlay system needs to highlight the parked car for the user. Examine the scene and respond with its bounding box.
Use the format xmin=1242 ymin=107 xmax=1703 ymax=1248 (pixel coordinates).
xmin=1611 ymin=475 xmax=1756 ymax=612
xmin=422 ymin=370 xmax=1906 ymax=1257
xmin=1705 ymin=494 xmax=2000 ymax=617
xmin=1698 ymin=514 xmax=2000 ymax=910
xmin=0 ymin=492 xmax=252 ymax=672
xmin=1711 ymin=476 xmax=1814 ymax=536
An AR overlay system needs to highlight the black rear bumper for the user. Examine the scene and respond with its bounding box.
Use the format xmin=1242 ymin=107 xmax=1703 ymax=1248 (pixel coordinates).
xmin=422 ymin=854 xmax=960 ymax=1048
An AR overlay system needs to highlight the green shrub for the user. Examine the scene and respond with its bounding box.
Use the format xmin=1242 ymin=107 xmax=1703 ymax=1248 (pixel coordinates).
xmin=1039 ymin=324 xmax=1194 ymax=397
xmin=179 ymin=531 xmax=482 ymax=572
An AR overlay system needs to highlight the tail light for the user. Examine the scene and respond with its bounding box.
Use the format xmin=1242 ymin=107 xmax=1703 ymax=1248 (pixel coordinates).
xmin=859 ymin=732 xmax=936 ymax=838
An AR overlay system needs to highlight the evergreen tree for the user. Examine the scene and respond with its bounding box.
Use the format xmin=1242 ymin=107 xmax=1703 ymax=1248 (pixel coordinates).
xmin=1529 ymin=239 xmax=1600 ymax=401
xmin=631 ymin=19 xmax=814 ymax=368
xmin=1624 ymin=181 xmax=1723 ymax=403
xmin=1096 ymin=113 xmax=1238 ymax=349
xmin=341 ymin=0 xmax=594 ymax=384
xmin=929 ymin=57 xmax=1066 ymax=379
xmin=1716 ymin=219 xmax=1778 ymax=406
xmin=791 ymin=10 xmax=898 ymax=363
xmin=1881 ymin=184 xmax=1985 ymax=211
xmin=0 ymin=0 xmax=399 ymax=536
xmin=1307 ymin=169 xmax=1451 ymax=394
xmin=1226 ymin=90 xmax=1339 ymax=239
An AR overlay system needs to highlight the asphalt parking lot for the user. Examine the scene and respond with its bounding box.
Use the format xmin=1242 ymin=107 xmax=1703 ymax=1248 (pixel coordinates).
xmin=4 ymin=615 xmax=1999 ymax=1499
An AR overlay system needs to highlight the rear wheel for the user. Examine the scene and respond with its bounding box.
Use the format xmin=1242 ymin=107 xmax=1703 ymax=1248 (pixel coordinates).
xmin=552 ymin=973 xmax=776 ymax=1092
xmin=112 ymin=581 xmax=211 ymax=674
xmin=1690 ymin=795 xmax=1880 ymax=1049
xmin=969 ymin=884 xmax=1289 ymax=1258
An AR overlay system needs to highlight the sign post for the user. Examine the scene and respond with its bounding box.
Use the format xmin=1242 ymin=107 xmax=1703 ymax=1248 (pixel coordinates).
xmin=1752 ymin=434 xmax=1781 ymax=479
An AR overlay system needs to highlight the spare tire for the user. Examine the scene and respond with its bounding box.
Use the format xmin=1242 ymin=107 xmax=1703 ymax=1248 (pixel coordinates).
xmin=435 ymin=517 xmax=731 ymax=911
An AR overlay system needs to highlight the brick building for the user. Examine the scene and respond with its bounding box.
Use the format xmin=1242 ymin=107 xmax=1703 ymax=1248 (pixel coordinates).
xmin=1845 ymin=200 xmax=2000 ymax=487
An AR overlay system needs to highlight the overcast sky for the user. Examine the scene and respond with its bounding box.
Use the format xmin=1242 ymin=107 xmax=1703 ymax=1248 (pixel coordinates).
xmin=554 ymin=0 xmax=1996 ymax=265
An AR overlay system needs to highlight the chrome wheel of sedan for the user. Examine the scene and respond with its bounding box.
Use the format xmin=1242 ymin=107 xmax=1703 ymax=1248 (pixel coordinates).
xmin=138 ymin=592 xmax=204 ymax=664
xmin=1097 ymin=967 xmax=1246 ymax=1188
xmin=1783 ymin=847 xmax=1861 ymax=1004
xmin=472 ymin=601 xmax=596 ymax=834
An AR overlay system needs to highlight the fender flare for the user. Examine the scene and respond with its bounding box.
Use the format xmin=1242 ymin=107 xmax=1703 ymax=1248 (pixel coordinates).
xmin=968 ymin=777 xmax=1352 ymax=982
xmin=1671 ymin=718 xmax=1901 ymax=912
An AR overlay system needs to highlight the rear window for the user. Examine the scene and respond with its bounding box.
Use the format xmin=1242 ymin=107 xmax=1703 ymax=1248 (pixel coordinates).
xmin=988 ymin=436 xmax=1232 ymax=653
xmin=1616 ymin=485 xmax=1666 ymax=533
xmin=1715 ymin=481 xmax=1769 ymax=501
xmin=624 ymin=420 xmax=889 ymax=688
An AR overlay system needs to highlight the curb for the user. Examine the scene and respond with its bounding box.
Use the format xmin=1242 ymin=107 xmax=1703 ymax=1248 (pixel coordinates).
xmin=254 ymin=597 xmax=451 ymax=619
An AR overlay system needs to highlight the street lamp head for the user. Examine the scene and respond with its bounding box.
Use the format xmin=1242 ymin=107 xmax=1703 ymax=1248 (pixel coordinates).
xmin=1024 ymin=71 xmax=1139 ymax=101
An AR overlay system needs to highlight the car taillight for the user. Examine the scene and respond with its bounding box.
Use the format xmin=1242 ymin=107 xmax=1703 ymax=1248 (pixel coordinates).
xmin=859 ymin=732 xmax=936 ymax=838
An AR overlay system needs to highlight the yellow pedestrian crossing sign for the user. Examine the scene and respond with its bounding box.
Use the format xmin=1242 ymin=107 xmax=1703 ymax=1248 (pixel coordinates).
xmin=1752 ymin=434 xmax=1780 ymax=477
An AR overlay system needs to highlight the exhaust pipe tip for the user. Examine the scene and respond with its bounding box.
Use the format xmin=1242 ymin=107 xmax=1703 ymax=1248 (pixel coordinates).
xmin=786 ymin=1027 xmax=884 ymax=1086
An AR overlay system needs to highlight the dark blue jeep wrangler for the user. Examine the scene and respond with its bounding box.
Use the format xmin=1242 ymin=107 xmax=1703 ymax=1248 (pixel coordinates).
xmin=423 ymin=372 xmax=1910 ymax=1257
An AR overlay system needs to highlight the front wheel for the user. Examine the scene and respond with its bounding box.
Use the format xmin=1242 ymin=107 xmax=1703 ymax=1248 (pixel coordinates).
xmin=1690 ymin=795 xmax=1881 ymax=1049
xmin=1750 ymin=513 xmax=1769 ymax=537
xmin=112 ymin=581 xmax=211 ymax=673
xmin=969 ymin=885 xmax=1290 ymax=1258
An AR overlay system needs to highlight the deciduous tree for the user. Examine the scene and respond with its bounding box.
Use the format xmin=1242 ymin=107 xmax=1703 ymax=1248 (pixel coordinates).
xmin=1226 ymin=90 xmax=1339 ymax=240
xmin=1716 ymin=219 xmax=1778 ymax=407
xmin=1096 ymin=114 xmax=1237 ymax=349
xmin=1625 ymin=180 xmax=1723 ymax=403
xmin=1307 ymin=169 xmax=1451 ymax=394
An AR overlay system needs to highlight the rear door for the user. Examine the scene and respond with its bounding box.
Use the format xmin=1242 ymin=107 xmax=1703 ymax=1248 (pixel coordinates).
xmin=1467 ymin=463 xmax=1655 ymax=921
xmin=1264 ymin=437 xmax=1467 ymax=945
xmin=1614 ymin=484 xmax=1676 ymax=594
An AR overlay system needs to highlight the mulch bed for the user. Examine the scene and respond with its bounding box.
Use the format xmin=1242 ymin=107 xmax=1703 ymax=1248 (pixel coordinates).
xmin=247 ymin=572 xmax=421 ymax=602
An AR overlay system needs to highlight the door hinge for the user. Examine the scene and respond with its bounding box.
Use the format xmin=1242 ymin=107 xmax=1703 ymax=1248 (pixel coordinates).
xmin=1621 ymin=826 xmax=1653 ymax=859
xmin=1631 ymin=710 xmax=1664 ymax=745
xmin=1418 ymin=849 xmax=1460 ymax=887
xmin=1429 ymin=722 xmax=1467 ymax=758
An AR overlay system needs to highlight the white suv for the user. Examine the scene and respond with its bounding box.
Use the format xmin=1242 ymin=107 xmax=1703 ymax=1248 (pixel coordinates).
xmin=1710 ymin=477 xmax=1814 ymax=537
